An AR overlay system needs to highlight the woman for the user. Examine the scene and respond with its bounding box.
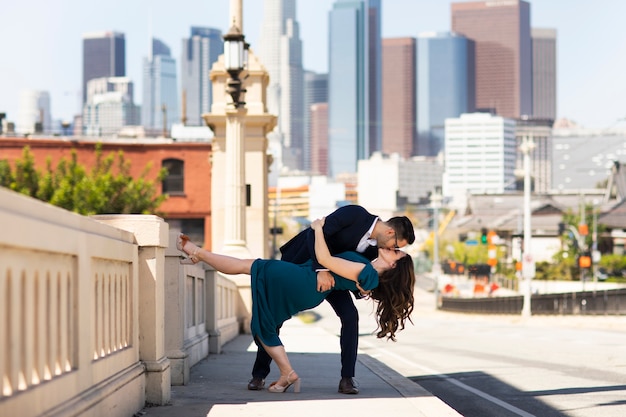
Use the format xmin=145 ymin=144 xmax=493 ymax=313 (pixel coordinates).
xmin=177 ymin=217 xmax=415 ymax=393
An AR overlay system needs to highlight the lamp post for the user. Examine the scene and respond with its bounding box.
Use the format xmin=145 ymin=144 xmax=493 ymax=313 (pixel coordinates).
xmin=221 ymin=0 xmax=251 ymax=256
xmin=520 ymin=135 xmax=535 ymax=317
xmin=592 ymin=199 xmax=600 ymax=289
xmin=430 ymin=187 xmax=443 ymax=307
xmin=223 ymin=22 xmax=247 ymax=109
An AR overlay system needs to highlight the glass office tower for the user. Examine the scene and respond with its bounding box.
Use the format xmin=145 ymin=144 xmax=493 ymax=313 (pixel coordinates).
xmin=258 ymin=0 xmax=305 ymax=171
xmin=180 ymin=27 xmax=222 ymax=126
xmin=417 ymin=32 xmax=475 ymax=157
xmin=328 ymin=0 xmax=381 ymax=178
xmin=142 ymin=38 xmax=178 ymax=133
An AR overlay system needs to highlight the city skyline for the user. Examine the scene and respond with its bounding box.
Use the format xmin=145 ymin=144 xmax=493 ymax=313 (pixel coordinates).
xmin=1 ymin=0 xmax=625 ymax=129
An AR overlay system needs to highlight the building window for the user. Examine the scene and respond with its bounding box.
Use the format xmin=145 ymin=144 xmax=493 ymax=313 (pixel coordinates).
xmin=162 ymin=158 xmax=184 ymax=194
xmin=166 ymin=218 xmax=205 ymax=247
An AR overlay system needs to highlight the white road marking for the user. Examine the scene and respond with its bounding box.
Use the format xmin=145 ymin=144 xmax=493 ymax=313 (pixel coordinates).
xmin=360 ymin=339 xmax=537 ymax=417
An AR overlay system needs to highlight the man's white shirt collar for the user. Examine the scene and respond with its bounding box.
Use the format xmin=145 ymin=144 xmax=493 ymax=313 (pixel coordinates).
xmin=356 ymin=217 xmax=379 ymax=252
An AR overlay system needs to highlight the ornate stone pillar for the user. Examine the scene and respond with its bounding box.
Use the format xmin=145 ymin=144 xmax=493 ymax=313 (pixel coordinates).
xmin=203 ymin=0 xmax=276 ymax=332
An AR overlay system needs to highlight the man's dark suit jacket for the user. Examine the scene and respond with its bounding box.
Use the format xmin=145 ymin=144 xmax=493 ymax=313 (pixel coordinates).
xmin=279 ymin=205 xmax=379 ymax=270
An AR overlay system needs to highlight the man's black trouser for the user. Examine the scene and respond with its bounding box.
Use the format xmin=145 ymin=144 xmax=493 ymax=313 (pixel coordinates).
xmin=251 ymin=289 xmax=359 ymax=378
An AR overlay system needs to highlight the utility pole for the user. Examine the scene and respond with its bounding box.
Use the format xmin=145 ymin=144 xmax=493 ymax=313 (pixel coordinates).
xmin=592 ymin=199 xmax=599 ymax=290
xmin=520 ymin=135 xmax=535 ymax=317
xmin=578 ymin=195 xmax=589 ymax=290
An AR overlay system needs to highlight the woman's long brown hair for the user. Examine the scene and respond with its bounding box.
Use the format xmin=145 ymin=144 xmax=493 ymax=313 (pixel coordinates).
xmin=370 ymin=254 xmax=415 ymax=341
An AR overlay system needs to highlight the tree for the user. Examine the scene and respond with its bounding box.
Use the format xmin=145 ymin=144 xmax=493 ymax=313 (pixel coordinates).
xmin=0 ymin=145 xmax=167 ymax=215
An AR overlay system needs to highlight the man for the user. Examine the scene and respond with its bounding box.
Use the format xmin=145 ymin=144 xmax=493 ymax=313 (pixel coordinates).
xmin=247 ymin=204 xmax=415 ymax=394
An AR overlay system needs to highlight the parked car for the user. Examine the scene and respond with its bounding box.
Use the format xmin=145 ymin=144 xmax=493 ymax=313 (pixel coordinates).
xmin=596 ymin=268 xmax=609 ymax=281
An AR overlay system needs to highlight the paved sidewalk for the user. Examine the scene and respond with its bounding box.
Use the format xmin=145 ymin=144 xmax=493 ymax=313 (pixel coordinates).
xmin=139 ymin=312 xmax=461 ymax=417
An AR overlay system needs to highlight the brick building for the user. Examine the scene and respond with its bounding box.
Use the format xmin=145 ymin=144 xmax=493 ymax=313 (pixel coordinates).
xmin=0 ymin=137 xmax=213 ymax=247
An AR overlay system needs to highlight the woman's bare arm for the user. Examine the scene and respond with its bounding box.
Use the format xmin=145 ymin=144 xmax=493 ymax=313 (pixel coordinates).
xmin=312 ymin=218 xmax=366 ymax=282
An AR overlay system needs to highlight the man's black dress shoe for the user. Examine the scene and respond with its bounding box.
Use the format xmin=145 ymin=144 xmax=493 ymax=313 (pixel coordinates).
xmin=338 ymin=377 xmax=359 ymax=394
xmin=247 ymin=377 xmax=265 ymax=390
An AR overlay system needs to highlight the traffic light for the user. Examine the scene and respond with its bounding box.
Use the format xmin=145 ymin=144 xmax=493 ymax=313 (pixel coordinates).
xmin=480 ymin=228 xmax=488 ymax=244
xmin=558 ymin=222 xmax=565 ymax=235
xmin=578 ymin=254 xmax=591 ymax=268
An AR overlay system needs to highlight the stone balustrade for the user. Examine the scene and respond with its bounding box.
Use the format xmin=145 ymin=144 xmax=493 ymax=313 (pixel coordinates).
xmin=0 ymin=187 xmax=242 ymax=416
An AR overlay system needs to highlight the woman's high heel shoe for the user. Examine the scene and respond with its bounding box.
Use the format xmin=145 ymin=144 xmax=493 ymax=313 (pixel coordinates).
xmin=176 ymin=233 xmax=200 ymax=264
xmin=268 ymin=370 xmax=301 ymax=393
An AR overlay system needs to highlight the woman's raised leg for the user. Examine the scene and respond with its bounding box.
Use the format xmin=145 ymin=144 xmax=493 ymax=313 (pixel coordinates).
xmin=177 ymin=234 xmax=254 ymax=275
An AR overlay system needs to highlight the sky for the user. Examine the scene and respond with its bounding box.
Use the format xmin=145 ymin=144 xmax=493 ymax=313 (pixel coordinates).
xmin=1 ymin=0 xmax=625 ymax=129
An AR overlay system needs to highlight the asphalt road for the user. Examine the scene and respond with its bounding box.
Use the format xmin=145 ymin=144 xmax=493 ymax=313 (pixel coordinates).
xmin=313 ymin=276 xmax=626 ymax=417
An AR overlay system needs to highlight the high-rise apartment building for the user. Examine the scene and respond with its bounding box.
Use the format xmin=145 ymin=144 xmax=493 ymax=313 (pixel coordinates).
xmin=82 ymin=32 xmax=125 ymax=105
xmin=451 ymin=0 xmax=532 ymax=119
xmin=303 ymin=71 xmax=328 ymax=172
xmin=328 ymin=0 xmax=381 ymax=177
xmin=180 ymin=27 xmax=223 ymax=126
xmin=444 ymin=113 xmax=517 ymax=210
xmin=531 ymin=28 xmax=557 ymax=121
xmin=381 ymin=37 xmax=415 ymax=159
xmin=258 ymin=0 xmax=305 ymax=171
xmin=142 ymin=38 xmax=178 ymax=134
xmin=416 ymin=32 xmax=475 ymax=157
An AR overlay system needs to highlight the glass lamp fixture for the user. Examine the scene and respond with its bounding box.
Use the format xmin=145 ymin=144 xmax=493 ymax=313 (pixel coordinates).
xmin=224 ymin=29 xmax=245 ymax=73
xmin=223 ymin=26 xmax=247 ymax=107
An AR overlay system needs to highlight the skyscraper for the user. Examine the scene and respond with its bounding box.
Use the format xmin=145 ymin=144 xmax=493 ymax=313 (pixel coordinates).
xmin=381 ymin=37 xmax=416 ymax=159
xmin=416 ymin=32 xmax=475 ymax=157
xmin=328 ymin=0 xmax=381 ymax=177
xmin=82 ymin=32 xmax=126 ymax=105
xmin=180 ymin=27 xmax=223 ymax=126
xmin=142 ymin=38 xmax=178 ymax=134
xmin=303 ymin=71 xmax=328 ymax=171
xmin=451 ymin=0 xmax=532 ymax=119
xmin=258 ymin=0 xmax=305 ymax=171
xmin=531 ymin=28 xmax=557 ymax=121
xmin=444 ymin=113 xmax=517 ymax=210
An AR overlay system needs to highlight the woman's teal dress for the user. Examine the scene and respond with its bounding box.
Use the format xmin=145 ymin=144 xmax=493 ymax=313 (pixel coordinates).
xmin=250 ymin=252 xmax=378 ymax=347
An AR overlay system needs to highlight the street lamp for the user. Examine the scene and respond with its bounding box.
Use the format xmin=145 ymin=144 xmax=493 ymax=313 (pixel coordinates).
xmin=520 ymin=135 xmax=535 ymax=317
xmin=220 ymin=0 xmax=252 ymax=257
xmin=592 ymin=199 xmax=600 ymax=289
xmin=223 ymin=25 xmax=247 ymax=108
